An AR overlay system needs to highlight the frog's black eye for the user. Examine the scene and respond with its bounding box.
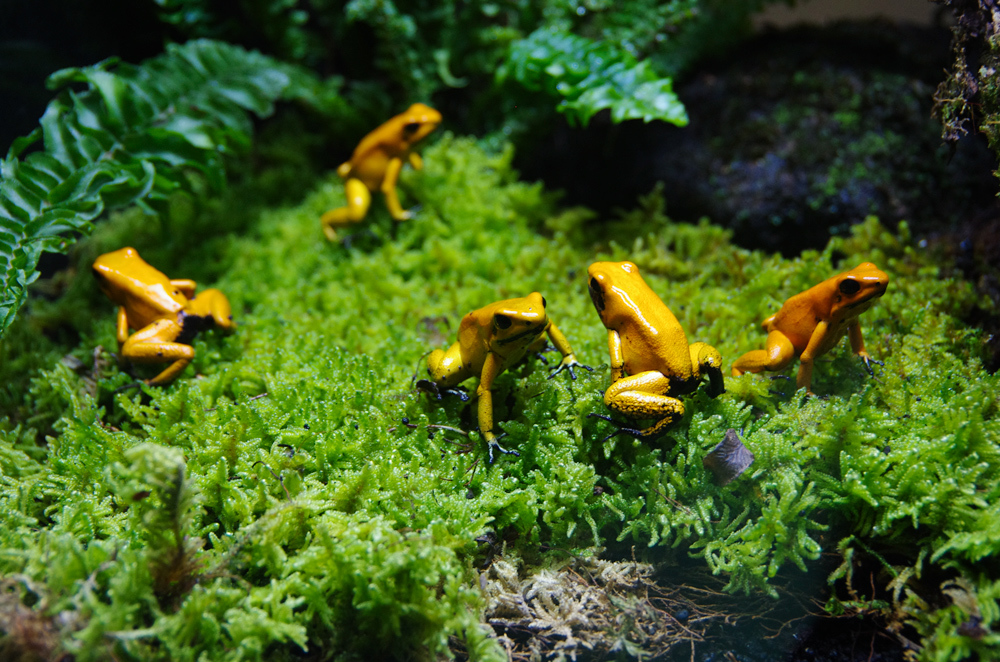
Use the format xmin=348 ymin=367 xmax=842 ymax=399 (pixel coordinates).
xmin=839 ymin=278 xmax=861 ymax=295
xmin=541 ymin=297 xmax=547 ymax=308
xmin=402 ymin=122 xmax=421 ymax=136
xmin=589 ymin=277 xmax=605 ymax=313
xmin=494 ymin=314 xmax=512 ymax=330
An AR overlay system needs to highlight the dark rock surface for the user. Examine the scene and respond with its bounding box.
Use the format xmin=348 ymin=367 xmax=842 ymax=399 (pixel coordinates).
xmin=516 ymin=20 xmax=999 ymax=256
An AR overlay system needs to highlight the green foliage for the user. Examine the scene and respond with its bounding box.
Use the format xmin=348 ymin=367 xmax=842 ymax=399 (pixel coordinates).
xmin=900 ymin=575 xmax=1000 ymax=662
xmin=499 ymin=26 xmax=688 ymax=126
xmin=1 ymin=139 xmax=999 ymax=659
xmin=144 ymin=0 xmax=786 ymax=138
xmin=154 ymin=0 xmax=316 ymax=63
xmin=0 ymin=39 xmax=325 ymax=339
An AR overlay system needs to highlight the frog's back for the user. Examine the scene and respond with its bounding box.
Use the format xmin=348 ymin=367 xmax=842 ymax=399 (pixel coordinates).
xmin=93 ymin=247 xmax=186 ymax=329
xmin=589 ymin=260 xmax=694 ymax=378
xmin=619 ymin=302 xmax=694 ymax=377
xmin=456 ymin=306 xmax=493 ymax=374
xmin=766 ymin=281 xmax=835 ymax=352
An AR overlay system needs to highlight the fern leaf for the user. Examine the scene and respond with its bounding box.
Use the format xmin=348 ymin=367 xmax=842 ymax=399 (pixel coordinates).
xmin=0 ymin=39 xmax=320 ymax=339
xmin=499 ymin=26 xmax=689 ymax=127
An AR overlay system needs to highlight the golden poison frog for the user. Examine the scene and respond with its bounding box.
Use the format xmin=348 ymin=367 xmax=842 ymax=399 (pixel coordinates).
xmin=731 ymin=262 xmax=889 ymax=393
xmin=92 ymin=247 xmax=235 ymax=385
xmin=418 ymin=292 xmax=590 ymax=462
xmin=321 ymin=103 xmax=441 ymax=242
xmin=587 ymin=260 xmax=724 ymax=439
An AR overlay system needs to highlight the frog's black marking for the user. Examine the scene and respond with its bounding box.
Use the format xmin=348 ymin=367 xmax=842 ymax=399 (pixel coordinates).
xmin=838 ymin=278 xmax=860 ymax=295
xmin=494 ymin=322 xmax=546 ymax=347
xmin=589 ymin=277 xmax=605 ymax=313
xmin=177 ymin=311 xmax=215 ymax=345
xmin=844 ymin=292 xmax=883 ymax=310
xmin=415 ymin=379 xmax=470 ymax=401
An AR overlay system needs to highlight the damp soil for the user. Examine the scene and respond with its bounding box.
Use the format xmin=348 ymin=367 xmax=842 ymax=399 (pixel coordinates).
xmin=452 ymin=552 xmax=915 ymax=662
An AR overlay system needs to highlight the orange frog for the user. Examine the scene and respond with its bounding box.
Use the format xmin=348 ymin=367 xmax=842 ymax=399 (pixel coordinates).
xmin=731 ymin=262 xmax=889 ymax=393
xmin=92 ymin=247 xmax=235 ymax=385
xmin=587 ymin=261 xmax=725 ymax=439
xmin=418 ymin=292 xmax=589 ymax=462
xmin=321 ymin=103 xmax=442 ymax=241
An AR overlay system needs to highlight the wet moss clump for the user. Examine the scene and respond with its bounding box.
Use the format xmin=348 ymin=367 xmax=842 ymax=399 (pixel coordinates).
xmin=0 ymin=137 xmax=998 ymax=660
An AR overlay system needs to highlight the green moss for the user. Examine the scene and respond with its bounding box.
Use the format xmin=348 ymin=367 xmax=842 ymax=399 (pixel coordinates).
xmin=0 ymin=137 xmax=998 ymax=659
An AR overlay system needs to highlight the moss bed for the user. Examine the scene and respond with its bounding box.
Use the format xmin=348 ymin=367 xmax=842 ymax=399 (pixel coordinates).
xmin=1 ymin=136 xmax=998 ymax=661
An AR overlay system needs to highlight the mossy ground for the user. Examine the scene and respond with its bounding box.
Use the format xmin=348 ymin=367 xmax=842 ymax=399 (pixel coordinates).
xmin=1 ymin=136 xmax=999 ymax=660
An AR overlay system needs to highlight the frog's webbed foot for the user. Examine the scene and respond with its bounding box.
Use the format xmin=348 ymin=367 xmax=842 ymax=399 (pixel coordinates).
xmin=586 ymin=413 xmax=651 ymax=444
xmin=548 ymin=359 xmax=593 ymax=381
xmin=860 ymin=354 xmax=884 ymax=376
xmin=486 ymin=433 xmax=519 ymax=464
xmin=402 ymin=203 xmax=422 ymax=220
xmin=415 ymin=379 xmax=470 ymax=402
xmin=691 ymin=342 xmax=725 ymax=397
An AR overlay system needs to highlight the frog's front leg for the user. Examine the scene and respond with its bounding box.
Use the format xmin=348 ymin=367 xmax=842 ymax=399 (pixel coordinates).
xmin=186 ymin=288 xmax=235 ymax=331
xmin=796 ymin=321 xmax=830 ymax=392
xmin=731 ymin=330 xmax=796 ymax=377
xmin=689 ymin=341 xmax=725 ymax=397
xmin=380 ymin=157 xmax=411 ymax=221
xmin=848 ymin=322 xmax=882 ymax=375
xmin=544 ymin=320 xmax=592 ymax=380
xmin=321 ymin=178 xmax=372 ymax=241
xmin=603 ymin=371 xmax=685 ymax=438
xmin=477 ymin=352 xmax=519 ymax=463
xmin=408 ymin=152 xmax=424 ymax=170
xmin=116 ymin=306 xmax=131 ymax=346
xmin=121 ymin=318 xmax=195 ymax=385
xmin=606 ymin=329 xmax=626 ymax=382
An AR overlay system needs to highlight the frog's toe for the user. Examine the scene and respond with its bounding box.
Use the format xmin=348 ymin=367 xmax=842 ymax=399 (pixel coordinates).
xmin=416 ymin=379 xmax=470 ymax=401
xmin=861 ymin=356 xmax=884 ymax=375
xmin=404 ymin=204 xmax=422 ymax=218
xmin=586 ymin=413 xmax=647 ymax=443
xmin=487 ymin=434 xmax=519 ymax=464
xmin=415 ymin=378 xmax=442 ymax=399
xmin=114 ymin=380 xmax=145 ymax=395
xmin=548 ymin=361 xmax=593 ymax=380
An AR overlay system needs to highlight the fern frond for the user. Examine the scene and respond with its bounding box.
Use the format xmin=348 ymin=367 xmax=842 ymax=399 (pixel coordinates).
xmin=499 ymin=26 xmax=689 ymax=127
xmin=0 ymin=39 xmax=320 ymax=338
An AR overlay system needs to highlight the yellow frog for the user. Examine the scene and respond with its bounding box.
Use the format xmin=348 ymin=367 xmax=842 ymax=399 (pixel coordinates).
xmin=587 ymin=261 xmax=724 ymax=439
xmin=418 ymin=292 xmax=590 ymax=462
xmin=321 ymin=103 xmax=442 ymax=241
xmin=731 ymin=262 xmax=889 ymax=393
xmin=92 ymin=247 xmax=235 ymax=385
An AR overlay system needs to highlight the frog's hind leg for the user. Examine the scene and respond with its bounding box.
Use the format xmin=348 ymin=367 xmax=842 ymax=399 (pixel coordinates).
xmin=417 ymin=345 xmax=472 ymax=400
xmin=731 ymin=330 xmax=795 ymax=376
xmin=596 ymin=371 xmax=684 ymax=440
xmin=186 ymin=288 xmax=235 ymax=331
xmin=321 ymin=178 xmax=372 ymax=241
xmin=121 ymin=319 xmax=195 ymax=385
xmin=689 ymin=341 xmax=725 ymax=397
